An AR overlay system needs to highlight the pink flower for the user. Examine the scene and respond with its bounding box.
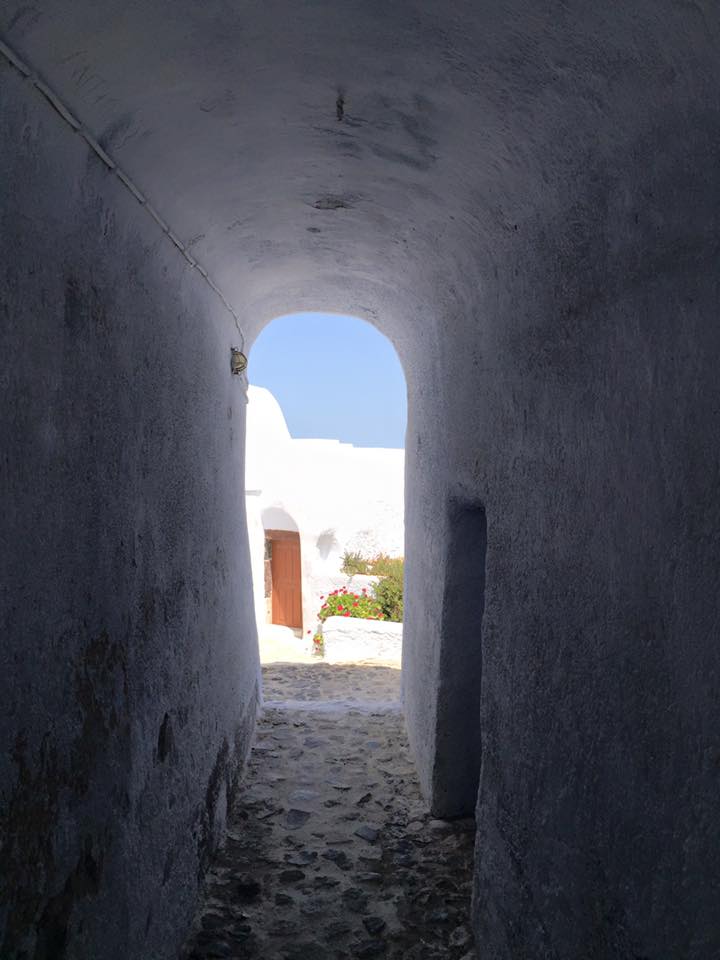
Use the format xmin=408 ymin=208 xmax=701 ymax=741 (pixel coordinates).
xmin=353 ymin=602 xmax=358 ymax=607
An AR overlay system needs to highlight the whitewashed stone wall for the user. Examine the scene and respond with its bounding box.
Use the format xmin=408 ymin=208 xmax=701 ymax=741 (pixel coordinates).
xmin=245 ymin=386 xmax=404 ymax=635
xmin=322 ymin=616 xmax=402 ymax=665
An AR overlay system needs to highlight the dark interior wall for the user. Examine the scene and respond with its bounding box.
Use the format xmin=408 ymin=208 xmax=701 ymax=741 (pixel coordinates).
xmin=459 ymin=119 xmax=720 ymax=957
xmin=0 ymin=66 xmax=259 ymax=960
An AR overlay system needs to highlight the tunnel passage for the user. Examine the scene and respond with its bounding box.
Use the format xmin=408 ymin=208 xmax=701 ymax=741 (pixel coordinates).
xmin=2 ymin=3 xmax=720 ymax=960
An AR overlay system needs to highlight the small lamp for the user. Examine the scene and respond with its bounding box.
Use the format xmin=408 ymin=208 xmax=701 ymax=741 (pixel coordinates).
xmin=230 ymin=347 xmax=247 ymax=375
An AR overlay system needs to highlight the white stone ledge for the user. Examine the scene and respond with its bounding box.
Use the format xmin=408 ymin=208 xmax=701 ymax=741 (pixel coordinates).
xmin=322 ymin=615 xmax=402 ymax=665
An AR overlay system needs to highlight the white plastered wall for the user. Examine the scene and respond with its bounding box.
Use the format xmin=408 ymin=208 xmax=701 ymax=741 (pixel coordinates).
xmin=245 ymin=385 xmax=404 ymax=636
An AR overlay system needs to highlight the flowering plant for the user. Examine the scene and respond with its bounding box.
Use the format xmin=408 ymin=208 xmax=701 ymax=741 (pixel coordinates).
xmin=339 ymin=552 xmax=404 ymax=622
xmin=316 ymin=588 xmax=385 ymax=622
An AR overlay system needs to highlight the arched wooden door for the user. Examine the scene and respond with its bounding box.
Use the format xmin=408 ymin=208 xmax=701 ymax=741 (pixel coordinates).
xmin=267 ymin=530 xmax=302 ymax=628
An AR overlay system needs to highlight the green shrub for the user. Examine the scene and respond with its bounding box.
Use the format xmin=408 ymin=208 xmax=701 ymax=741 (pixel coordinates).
xmin=368 ymin=553 xmax=404 ymax=581
xmin=341 ymin=551 xmax=370 ymax=575
xmin=373 ymin=569 xmax=404 ymax=622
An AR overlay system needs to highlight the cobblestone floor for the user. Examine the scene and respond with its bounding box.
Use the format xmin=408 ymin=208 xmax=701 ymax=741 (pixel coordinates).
xmin=181 ymin=663 xmax=476 ymax=960
xmin=262 ymin=662 xmax=402 ymax=705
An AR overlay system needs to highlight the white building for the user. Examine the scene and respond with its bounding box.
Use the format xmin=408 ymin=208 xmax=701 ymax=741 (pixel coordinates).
xmin=245 ymin=385 xmax=405 ymax=637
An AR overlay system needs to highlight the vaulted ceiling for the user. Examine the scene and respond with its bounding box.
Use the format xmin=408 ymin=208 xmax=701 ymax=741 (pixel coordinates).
xmin=2 ymin=2 xmax=716 ymax=347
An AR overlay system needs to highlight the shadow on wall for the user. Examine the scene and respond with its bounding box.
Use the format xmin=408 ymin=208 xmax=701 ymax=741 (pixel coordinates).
xmin=316 ymin=529 xmax=339 ymax=561
xmin=433 ymin=499 xmax=487 ymax=818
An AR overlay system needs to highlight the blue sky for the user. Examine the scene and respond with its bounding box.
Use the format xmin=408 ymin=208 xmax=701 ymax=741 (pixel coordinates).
xmin=249 ymin=312 xmax=407 ymax=448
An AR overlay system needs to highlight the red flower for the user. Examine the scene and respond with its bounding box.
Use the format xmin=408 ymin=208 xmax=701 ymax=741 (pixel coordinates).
xmin=344 ymin=612 xmax=350 ymax=617
xmin=337 ymin=605 xmax=343 ymax=611
xmin=353 ymin=602 xmax=358 ymax=607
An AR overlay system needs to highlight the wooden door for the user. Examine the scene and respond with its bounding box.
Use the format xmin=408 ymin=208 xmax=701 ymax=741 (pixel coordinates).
xmin=270 ymin=533 xmax=302 ymax=628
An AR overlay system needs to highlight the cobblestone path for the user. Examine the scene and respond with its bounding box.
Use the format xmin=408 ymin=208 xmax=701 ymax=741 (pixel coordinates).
xmin=181 ymin=663 xmax=476 ymax=960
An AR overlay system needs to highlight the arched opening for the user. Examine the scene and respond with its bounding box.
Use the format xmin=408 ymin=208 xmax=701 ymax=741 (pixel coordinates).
xmin=245 ymin=310 xmax=408 ymax=672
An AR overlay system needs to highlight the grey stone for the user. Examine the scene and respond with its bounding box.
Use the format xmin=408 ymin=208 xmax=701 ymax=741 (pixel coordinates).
xmin=342 ymin=887 xmax=370 ymax=914
xmin=325 ymin=920 xmax=352 ymax=940
xmin=449 ymin=926 xmax=471 ymax=948
xmin=289 ymin=788 xmax=321 ymax=804
xmin=285 ymin=850 xmax=318 ymax=866
xmin=286 ymin=809 xmax=312 ymax=829
xmin=392 ymin=854 xmax=414 ymax=867
xmin=299 ymin=898 xmax=328 ymax=916
xmin=354 ymin=825 xmax=380 ymax=843
xmin=269 ymin=920 xmax=300 ymax=937
xmin=427 ymin=909 xmax=450 ymax=924
xmin=359 ymin=851 xmax=383 ymax=863
xmin=282 ymin=943 xmax=329 ymax=960
xmin=234 ymin=876 xmax=262 ymax=901
xmin=321 ymin=848 xmax=352 ymax=869
xmin=355 ymin=940 xmax=386 ymax=958
xmin=313 ymin=875 xmax=341 ymax=889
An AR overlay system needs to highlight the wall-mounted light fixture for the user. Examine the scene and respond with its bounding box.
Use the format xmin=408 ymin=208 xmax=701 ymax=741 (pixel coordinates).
xmin=230 ymin=347 xmax=247 ymax=375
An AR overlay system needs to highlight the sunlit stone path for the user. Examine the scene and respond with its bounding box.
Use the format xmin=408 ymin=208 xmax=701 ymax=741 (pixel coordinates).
xmin=181 ymin=663 xmax=476 ymax=960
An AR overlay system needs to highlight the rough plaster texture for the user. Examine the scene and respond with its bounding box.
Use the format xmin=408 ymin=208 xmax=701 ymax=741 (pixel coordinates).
xmin=2 ymin=3 xmax=720 ymax=958
xmin=245 ymin=385 xmax=403 ymax=634
xmin=0 ymin=67 xmax=259 ymax=959
xmin=322 ymin=616 xmax=403 ymax=665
